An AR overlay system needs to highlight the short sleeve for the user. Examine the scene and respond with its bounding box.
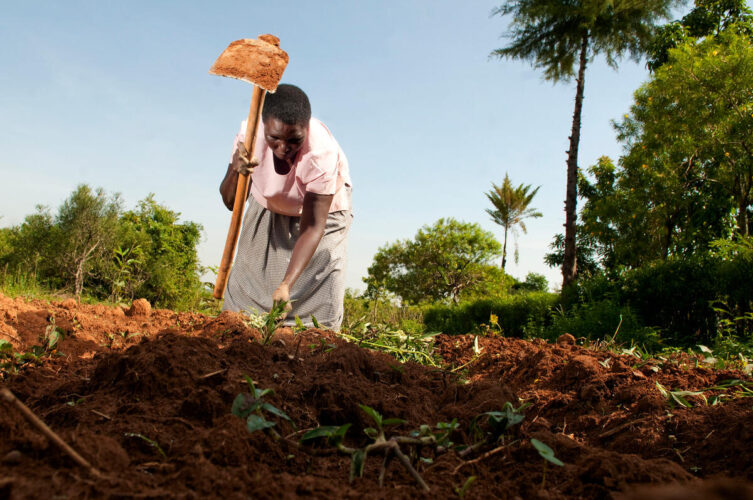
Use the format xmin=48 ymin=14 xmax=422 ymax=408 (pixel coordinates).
xmin=229 ymin=121 xmax=246 ymax=162
xmin=300 ymin=148 xmax=338 ymax=195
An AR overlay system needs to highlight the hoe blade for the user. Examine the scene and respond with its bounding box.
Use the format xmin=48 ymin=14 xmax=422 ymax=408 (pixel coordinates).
xmin=209 ymin=34 xmax=289 ymax=91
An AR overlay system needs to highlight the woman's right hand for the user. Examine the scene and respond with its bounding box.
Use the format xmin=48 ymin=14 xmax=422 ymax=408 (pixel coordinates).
xmin=233 ymin=142 xmax=259 ymax=176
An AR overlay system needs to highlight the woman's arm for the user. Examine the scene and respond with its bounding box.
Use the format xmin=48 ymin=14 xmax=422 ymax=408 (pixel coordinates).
xmin=219 ymin=143 xmax=257 ymax=211
xmin=273 ymin=191 xmax=334 ymax=305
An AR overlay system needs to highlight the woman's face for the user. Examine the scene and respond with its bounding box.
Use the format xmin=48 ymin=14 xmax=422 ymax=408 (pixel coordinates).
xmin=263 ymin=117 xmax=308 ymax=162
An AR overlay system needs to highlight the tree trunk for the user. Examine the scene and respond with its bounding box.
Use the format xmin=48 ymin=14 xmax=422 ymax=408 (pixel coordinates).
xmin=501 ymin=226 xmax=509 ymax=270
xmin=562 ymin=34 xmax=589 ymax=289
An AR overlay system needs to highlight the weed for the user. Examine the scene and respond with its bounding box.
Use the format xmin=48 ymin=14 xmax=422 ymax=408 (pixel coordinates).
xmin=470 ymin=401 xmax=528 ymax=445
xmin=125 ymin=432 xmax=167 ymax=460
xmin=455 ymin=475 xmax=477 ymax=498
xmin=530 ymin=438 xmax=564 ymax=487
xmin=232 ymin=375 xmax=293 ymax=435
xmin=339 ymin=322 xmax=440 ymax=367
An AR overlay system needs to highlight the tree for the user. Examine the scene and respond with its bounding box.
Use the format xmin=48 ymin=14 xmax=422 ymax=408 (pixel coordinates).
xmin=116 ymin=195 xmax=204 ymax=309
xmin=484 ymin=174 xmax=542 ymax=270
xmin=647 ymin=0 xmax=753 ymax=71
xmin=365 ymin=218 xmax=503 ymax=304
xmin=491 ymin=0 xmax=680 ymax=288
xmin=615 ymin=31 xmax=753 ymax=239
xmin=56 ymin=185 xmax=121 ymax=297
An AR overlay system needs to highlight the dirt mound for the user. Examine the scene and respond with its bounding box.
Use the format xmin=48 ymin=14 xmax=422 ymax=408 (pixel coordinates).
xmin=1 ymin=293 xmax=752 ymax=498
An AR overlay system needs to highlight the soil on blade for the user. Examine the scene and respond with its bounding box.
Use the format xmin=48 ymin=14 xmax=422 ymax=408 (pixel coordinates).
xmin=1 ymin=293 xmax=752 ymax=499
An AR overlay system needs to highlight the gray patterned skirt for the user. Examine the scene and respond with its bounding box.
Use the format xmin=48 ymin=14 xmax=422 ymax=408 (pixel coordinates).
xmin=222 ymin=190 xmax=353 ymax=330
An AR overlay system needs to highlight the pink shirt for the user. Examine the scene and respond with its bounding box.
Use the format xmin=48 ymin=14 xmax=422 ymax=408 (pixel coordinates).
xmin=231 ymin=118 xmax=352 ymax=216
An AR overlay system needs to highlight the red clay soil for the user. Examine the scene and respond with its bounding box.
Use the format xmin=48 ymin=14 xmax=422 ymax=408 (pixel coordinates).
xmin=1 ymin=292 xmax=752 ymax=499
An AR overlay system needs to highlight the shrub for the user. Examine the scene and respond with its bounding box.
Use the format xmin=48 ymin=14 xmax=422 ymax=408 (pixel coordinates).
xmin=543 ymin=299 xmax=661 ymax=349
xmin=423 ymin=292 xmax=558 ymax=336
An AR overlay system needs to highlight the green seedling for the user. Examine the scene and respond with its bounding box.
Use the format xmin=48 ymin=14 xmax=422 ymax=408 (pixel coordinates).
xmin=294 ymin=316 xmax=306 ymax=333
xmin=455 ymin=475 xmax=477 ymax=499
xmin=261 ymin=301 xmax=289 ymax=345
xmin=470 ymin=401 xmax=529 ymax=444
xmin=232 ymin=375 xmax=293 ymax=434
xmin=44 ymin=316 xmax=65 ymax=352
xmin=410 ymin=419 xmax=460 ymax=449
xmin=125 ymin=432 xmax=167 ymax=460
xmin=300 ymin=405 xmax=428 ymax=491
xmin=531 ymin=438 xmax=564 ymax=487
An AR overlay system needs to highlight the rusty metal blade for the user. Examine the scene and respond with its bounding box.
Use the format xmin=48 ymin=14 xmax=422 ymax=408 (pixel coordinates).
xmin=209 ymin=34 xmax=289 ymax=91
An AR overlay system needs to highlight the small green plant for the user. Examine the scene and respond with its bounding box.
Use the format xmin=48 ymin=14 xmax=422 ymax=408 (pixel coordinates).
xmin=455 ymin=475 xmax=477 ymax=498
xmin=232 ymin=375 xmax=292 ymax=435
xmin=301 ymin=405 xmax=429 ymax=491
xmin=470 ymin=401 xmax=528 ymax=444
xmin=530 ymin=438 xmax=564 ymax=487
xmin=44 ymin=315 xmax=65 ymax=352
xmin=338 ymin=323 xmax=440 ymax=367
xmin=125 ymin=432 xmax=167 ymax=460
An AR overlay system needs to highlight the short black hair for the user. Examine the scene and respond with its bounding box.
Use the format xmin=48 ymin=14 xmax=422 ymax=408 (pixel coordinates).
xmin=262 ymin=84 xmax=311 ymax=125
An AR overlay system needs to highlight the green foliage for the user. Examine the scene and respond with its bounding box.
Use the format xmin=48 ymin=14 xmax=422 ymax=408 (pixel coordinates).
xmin=470 ymin=401 xmax=528 ymax=444
xmin=339 ymin=320 xmax=440 ymax=367
xmin=485 ymin=174 xmax=542 ymax=269
xmin=530 ymin=438 xmax=564 ymax=467
xmin=365 ymin=218 xmax=503 ymax=304
xmin=544 ymin=224 xmax=603 ymax=278
xmin=561 ymin=243 xmax=753 ymax=347
xmin=612 ymin=31 xmax=753 ymax=249
xmin=423 ymin=292 xmax=558 ymax=336
xmin=543 ymin=299 xmax=662 ymax=349
xmin=0 ymin=186 xmax=207 ymax=310
xmin=647 ymin=0 xmax=753 ymax=71
xmin=232 ymin=375 xmax=292 ymax=434
xmin=115 ymin=195 xmax=204 ymax=309
xmin=491 ymin=0 xmax=680 ymax=82
xmin=510 ymin=272 xmax=549 ymax=293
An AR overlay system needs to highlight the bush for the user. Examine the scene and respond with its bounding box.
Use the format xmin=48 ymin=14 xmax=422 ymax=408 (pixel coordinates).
xmin=565 ymin=244 xmax=753 ymax=347
xmin=543 ymin=299 xmax=662 ymax=349
xmin=423 ymin=292 xmax=558 ymax=336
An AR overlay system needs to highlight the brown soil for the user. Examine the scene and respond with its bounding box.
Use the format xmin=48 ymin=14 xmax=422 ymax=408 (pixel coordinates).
xmin=1 ymin=293 xmax=752 ymax=499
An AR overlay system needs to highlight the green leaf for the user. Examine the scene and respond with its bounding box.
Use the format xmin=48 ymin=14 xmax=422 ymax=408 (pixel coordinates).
xmin=261 ymin=402 xmax=292 ymax=423
xmin=349 ymin=449 xmax=367 ymax=482
xmin=330 ymin=423 xmax=352 ymax=445
xmin=301 ymin=426 xmax=341 ymax=442
xmin=364 ymin=427 xmax=379 ymax=439
xmin=257 ymin=388 xmax=274 ymax=399
xmin=456 ymin=475 xmax=477 ymax=498
xmin=231 ymin=393 xmax=259 ymax=418
xmin=531 ymin=438 xmax=564 ymax=466
xmin=0 ymin=340 xmax=13 ymax=354
xmin=381 ymin=418 xmax=406 ymax=428
xmin=359 ymin=404 xmax=383 ymax=428
xmin=311 ymin=315 xmax=320 ymax=329
xmin=244 ymin=374 xmax=258 ymax=399
xmin=246 ymin=414 xmax=276 ymax=433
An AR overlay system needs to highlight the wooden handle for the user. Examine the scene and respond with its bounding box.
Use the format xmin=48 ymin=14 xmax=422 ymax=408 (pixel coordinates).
xmin=1 ymin=388 xmax=103 ymax=478
xmin=214 ymin=85 xmax=267 ymax=299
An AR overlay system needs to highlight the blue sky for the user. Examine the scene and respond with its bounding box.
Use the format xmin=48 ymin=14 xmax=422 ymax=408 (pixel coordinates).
xmin=0 ymin=1 xmax=687 ymax=292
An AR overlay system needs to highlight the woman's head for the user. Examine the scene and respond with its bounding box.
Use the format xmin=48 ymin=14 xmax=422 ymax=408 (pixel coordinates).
xmin=262 ymin=84 xmax=311 ymax=161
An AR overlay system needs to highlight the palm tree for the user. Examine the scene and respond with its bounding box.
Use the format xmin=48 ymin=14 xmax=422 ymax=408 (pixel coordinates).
xmin=491 ymin=0 xmax=680 ymax=288
xmin=485 ymin=174 xmax=542 ymax=270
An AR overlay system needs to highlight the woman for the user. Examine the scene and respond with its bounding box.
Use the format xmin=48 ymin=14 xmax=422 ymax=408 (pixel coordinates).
xmin=219 ymin=84 xmax=352 ymax=330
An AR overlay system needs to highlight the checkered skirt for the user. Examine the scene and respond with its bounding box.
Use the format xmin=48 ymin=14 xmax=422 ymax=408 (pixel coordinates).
xmin=222 ymin=190 xmax=352 ymax=330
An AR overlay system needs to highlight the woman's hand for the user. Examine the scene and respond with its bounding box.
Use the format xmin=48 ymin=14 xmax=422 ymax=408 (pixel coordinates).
xmin=220 ymin=142 xmax=258 ymax=210
xmin=272 ymin=282 xmax=293 ymax=319
xmin=234 ymin=142 xmax=259 ymax=176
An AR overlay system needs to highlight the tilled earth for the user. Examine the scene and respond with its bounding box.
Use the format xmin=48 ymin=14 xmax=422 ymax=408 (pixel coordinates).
xmin=1 ymin=292 xmax=752 ymax=499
